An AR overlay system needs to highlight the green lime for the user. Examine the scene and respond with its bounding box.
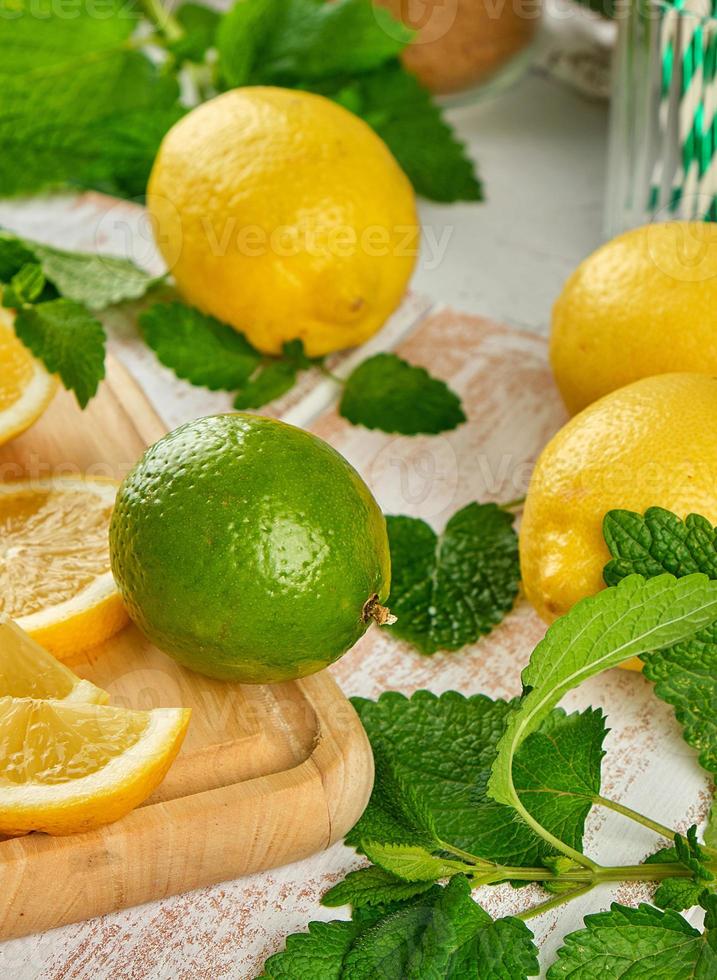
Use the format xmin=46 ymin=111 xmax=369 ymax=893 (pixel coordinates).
xmin=109 ymin=414 xmax=391 ymax=683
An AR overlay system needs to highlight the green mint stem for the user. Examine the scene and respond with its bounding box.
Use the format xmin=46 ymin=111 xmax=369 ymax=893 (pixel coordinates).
xmin=140 ymin=0 xmax=183 ymax=42
xmin=593 ymin=794 xmax=681 ymax=840
xmin=319 ymin=364 xmax=345 ymax=385
xmin=517 ymin=883 xmax=595 ymax=921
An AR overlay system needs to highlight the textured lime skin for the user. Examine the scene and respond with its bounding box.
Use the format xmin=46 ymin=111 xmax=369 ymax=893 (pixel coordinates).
xmin=109 ymin=414 xmax=390 ymax=683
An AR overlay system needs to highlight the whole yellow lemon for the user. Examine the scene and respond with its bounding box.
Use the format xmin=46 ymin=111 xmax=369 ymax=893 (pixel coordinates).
xmin=551 ymin=222 xmax=717 ymax=414
xmin=520 ymin=373 xmax=717 ymax=629
xmin=147 ymin=87 xmax=418 ymax=357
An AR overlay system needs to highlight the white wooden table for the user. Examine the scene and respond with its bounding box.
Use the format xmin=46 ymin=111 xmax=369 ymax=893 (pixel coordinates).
xmin=2 ymin=70 xmax=707 ymax=980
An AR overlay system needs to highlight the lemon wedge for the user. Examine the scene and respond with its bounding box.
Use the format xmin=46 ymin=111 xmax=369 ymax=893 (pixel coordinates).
xmin=0 ymin=698 xmax=190 ymax=835
xmin=0 ymin=477 xmax=129 ymax=659
xmin=0 ymin=307 xmax=57 ymax=445
xmin=0 ymin=615 xmax=108 ymax=703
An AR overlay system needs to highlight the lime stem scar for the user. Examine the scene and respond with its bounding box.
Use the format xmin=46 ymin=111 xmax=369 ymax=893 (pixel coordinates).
xmin=362 ymin=594 xmax=397 ymax=626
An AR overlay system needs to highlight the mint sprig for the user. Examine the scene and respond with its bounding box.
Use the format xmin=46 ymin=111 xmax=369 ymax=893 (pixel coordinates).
xmin=487 ymin=573 xmax=717 ymax=865
xmin=261 ymin=574 xmax=717 ymax=975
xmin=0 ymin=229 xmax=158 ymax=406
xmin=347 ymin=692 xmax=607 ymax=868
xmin=140 ymin=299 xmax=465 ymax=433
xmin=1 ymin=0 xmax=480 ymax=205
xmin=0 ymin=0 xmax=183 ymax=198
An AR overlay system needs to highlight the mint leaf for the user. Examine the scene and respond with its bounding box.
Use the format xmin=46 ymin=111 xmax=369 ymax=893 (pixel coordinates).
xmin=385 ymin=503 xmax=518 ymax=654
xmin=3 ymin=264 xmax=46 ymax=307
xmin=653 ymin=876 xmax=708 ymax=912
xmin=140 ymin=302 xmax=261 ymax=391
xmin=258 ymin=0 xmax=411 ymax=82
xmin=641 ymin=628 xmax=717 ymax=776
xmin=233 ymin=361 xmax=298 ymax=409
xmin=513 ymin=709 xmax=608 ymax=853
xmin=322 ymin=866 xmax=436 ymax=909
xmin=339 ymin=353 xmax=465 ymax=435
xmin=488 ymin=574 xmax=717 ymax=814
xmin=218 ymin=0 xmax=410 ymax=88
xmin=28 ymin=242 xmax=159 ymax=311
xmin=0 ymin=233 xmax=36 ymax=282
xmin=603 ymin=507 xmax=717 ymax=585
xmin=0 ymin=231 xmax=157 ymax=310
xmin=647 ymin=828 xmax=716 ymax=911
xmin=604 ymin=509 xmax=717 ymax=776
xmin=350 ymin=65 xmax=482 ymax=203
xmin=169 ymin=3 xmax=221 ymax=63
xmin=547 ymin=902 xmax=717 ymax=978
xmin=361 ymin=843 xmax=473 ymax=883
xmin=260 ymin=917 xmax=367 ymax=979
xmin=343 ymin=876 xmax=538 ymax=979
xmin=14 ymin=299 xmax=105 ymax=408
xmin=216 ymin=0 xmax=281 ymax=87
xmin=349 ymin=692 xmax=605 ymax=868
xmin=0 ymin=0 xmax=182 ymax=198
xmin=264 ymin=880 xmax=538 ymax=979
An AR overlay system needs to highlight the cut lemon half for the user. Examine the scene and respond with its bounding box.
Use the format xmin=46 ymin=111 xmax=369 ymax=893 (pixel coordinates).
xmin=0 ymin=477 xmax=129 ymax=660
xmin=0 ymin=615 xmax=108 ymax=703
xmin=0 ymin=697 xmax=190 ymax=835
xmin=0 ymin=307 xmax=57 ymax=445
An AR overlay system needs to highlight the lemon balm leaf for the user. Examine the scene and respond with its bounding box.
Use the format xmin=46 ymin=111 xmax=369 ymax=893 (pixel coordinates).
xmin=348 ymin=692 xmax=607 ymax=868
xmin=547 ymin=902 xmax=717 ymax=979
xmin=2 ymin=264 xmax=46 ymax=308
xmin=0 ymin=0 xmax=183 ymax=198
xmin=603 ymin=507 xmax=717 ymax=585
xmin=488 ymin=574 xmax=717 ymax=859
xmin=233 ymin=361 xmax=298 ymax=409
xmin=322 ymin=866 xmax=436 ymax=910
xmin=384 ymin=503 xmax=518 ymax=653
xmin=259 ymin=917 xmax=369 ymax=979
xmin=341 ymin=877 xmax=538 ymax=979
xmin=28 ymin=242 xmax=160 ymax=312
xmin=15 ymin=299 xmax=106 ymax=409
xmin=218 ymin=0 xmax=411 ymax=89
xmin=140 ymin=301 xmax=261 ymax=391
xmin=603 ymin=508 xmax=717 ymax=776
xmin=340 ymin=353 xmax=465 ymax=435
xmin=264 ymin=881 xmax=538 ymax=980
xmin=350 ymin=64 xmax=483 ymax=203
xmin=641 ymin=634 xmax=717 ymax=776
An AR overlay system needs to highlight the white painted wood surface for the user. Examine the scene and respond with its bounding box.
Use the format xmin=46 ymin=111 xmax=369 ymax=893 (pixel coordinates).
xmin=1 ymin=70 xmax=705 ymax=980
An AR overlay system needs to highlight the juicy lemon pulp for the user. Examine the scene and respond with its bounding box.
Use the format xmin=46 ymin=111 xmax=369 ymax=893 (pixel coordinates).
xmin=0 ymin=478 xmax=128 ymax=659
xmin=0 ymin=308 xmax=57 ymax=443
xmin=0 ymin=486 xmax=113 ymax=619
xmin=0 ymin=326 xmax=35 ymax=412
xmin=0 ymin=698 xmax=190 ymax=835
xmin=0 ymin=616 xmax=108 ymax=703
xmin=0 ymin=699 xmax=147 ymax=785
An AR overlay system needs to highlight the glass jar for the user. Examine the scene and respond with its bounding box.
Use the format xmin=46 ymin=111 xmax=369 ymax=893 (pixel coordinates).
xmin=605 ymin=0 xmax=717 ymax=236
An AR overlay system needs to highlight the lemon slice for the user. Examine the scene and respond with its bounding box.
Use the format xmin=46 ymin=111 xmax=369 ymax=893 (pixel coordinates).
xmin=0 ymin=615 xmax=108 ymax=703
xmin=0 ymin=307 xmax=57 ymax=445
xmin=0 ymin=698 xmax=190 ymax=835
xmin=0 ymin=477 xmax=129 ymax=660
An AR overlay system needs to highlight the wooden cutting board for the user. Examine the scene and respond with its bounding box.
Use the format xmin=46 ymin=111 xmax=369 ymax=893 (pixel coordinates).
xmin=0 ymin=357 xmax=374 ymax=941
